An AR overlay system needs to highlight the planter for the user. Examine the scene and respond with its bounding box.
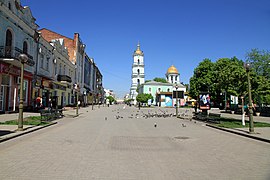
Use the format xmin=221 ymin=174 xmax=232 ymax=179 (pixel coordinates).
xmin=256 ymin=112 xmax=260 ymax=116
xmin=231 ymin=111 xmax=235 ymax=114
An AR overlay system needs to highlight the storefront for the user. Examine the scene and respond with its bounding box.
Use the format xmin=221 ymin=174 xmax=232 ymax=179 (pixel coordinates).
xmin=0 ymin=63 xmax=33 ymax=113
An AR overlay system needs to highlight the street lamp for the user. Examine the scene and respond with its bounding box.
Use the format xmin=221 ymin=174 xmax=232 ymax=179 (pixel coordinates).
xmin=244 ymin=63 xmax=254 ymax=133
xmin=175 ymin=84 xmax=179 ymax=117
xmin=241 ymin=96 xmax=245 ymax=126
xmin=17 ymin=54 xmax=28 ymax=131
xmin=74 ymin=84 xmax=79 ymax=116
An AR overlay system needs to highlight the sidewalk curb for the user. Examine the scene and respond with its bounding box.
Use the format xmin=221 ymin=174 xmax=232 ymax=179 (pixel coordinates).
xmin=0 ymin=122 xmax=57 ymax=143
xmin=206 ymin=124 xmax=270 ymax=144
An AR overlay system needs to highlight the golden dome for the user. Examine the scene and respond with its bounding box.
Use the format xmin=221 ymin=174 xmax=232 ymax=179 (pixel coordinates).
xmin=134 ymin=43 xmax=144 ymax=56
xmin=167 ymin=65 xmax=179 ymax=74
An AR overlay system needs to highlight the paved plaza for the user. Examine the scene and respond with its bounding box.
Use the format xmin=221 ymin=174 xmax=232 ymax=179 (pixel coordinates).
xmin=0 ymin=105 xmax=269 ymax=180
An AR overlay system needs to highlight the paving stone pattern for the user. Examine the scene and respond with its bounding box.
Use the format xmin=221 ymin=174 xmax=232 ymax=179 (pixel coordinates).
xmin=0 ymin=105 xmax=269 ymax=180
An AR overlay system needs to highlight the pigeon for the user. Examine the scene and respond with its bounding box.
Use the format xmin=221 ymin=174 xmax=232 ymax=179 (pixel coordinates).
xmin=182 ymin=123 xmax=186 ymax=127
xmin=154 ymin=123 xmax=157 ymax=128
xmin=194 ymin=121 xmax=197 ymax=124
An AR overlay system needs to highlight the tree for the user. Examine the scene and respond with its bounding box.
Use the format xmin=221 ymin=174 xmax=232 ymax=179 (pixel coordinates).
xmin=246 ymin=49 xmax=270 ymax=105
xmin=189 ymin=57 xmax=247 ymax=107
xmin=136 ymin=93 xmax=153 ymax=104
xmin=106 ymin=96 xmax=115 ymax=104
xmin=153 ymin=77 xmax=168 ymax=83
xmin=189 ymin=59 xmax=214 ymax=99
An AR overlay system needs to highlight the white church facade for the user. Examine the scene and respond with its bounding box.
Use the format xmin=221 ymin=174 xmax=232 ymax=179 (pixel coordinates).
xmin=129 ymin=43 xmax=186 ymax=107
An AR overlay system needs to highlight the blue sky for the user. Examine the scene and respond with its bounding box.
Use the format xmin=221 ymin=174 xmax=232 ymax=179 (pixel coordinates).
xmin=21 ymin=0 xmax=270 ymax=98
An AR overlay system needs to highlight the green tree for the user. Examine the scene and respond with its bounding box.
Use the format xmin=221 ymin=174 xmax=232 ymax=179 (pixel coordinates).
xmin=189 ymin=59 xmax=214 ymax=99
xmin=153 ymin=77 xmax=168 ymax=83
xmin=190 ymin=57 xmax=247 ymax=107
xmin=246 ymin=49 xmax=270 ymax=105
xmin=215 ymin=57 xmax=246 ymax=97
xmin=106 ymin=96 xmax=115 ymax=104
xmin=136 ymin=93 xmax=153 ymax=104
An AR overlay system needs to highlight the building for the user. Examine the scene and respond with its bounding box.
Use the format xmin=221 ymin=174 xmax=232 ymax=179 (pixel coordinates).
xmin=0 ymin=1 xmax=104 ymax=112
xmin=0 ymin=0 xmax=38 ymax=112
xmin=130 ymin=43 xmax=145 ymax=103
xmin=138 ymin=65 xmax=186 ymax=107
xmin=39 ymin=28 xmax=86 ymax=99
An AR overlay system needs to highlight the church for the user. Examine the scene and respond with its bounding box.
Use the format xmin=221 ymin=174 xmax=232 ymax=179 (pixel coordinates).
xmin=130 ymin=43 xmax=186 ymax=107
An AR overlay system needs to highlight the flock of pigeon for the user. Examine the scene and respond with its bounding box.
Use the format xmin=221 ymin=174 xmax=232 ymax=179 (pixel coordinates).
xmin=104 ymin=106 xmax=198 ymax=128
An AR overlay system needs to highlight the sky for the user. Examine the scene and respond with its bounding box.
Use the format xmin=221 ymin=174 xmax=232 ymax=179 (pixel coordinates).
xmin=21 ymin=0 xmax=270 ymax=98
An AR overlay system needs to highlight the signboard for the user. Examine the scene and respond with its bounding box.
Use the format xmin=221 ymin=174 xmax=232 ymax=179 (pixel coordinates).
xmin=173 ymin=91 xmax=184 ymax=98
xmin=199 ymin=93 xmax=211 ymax=110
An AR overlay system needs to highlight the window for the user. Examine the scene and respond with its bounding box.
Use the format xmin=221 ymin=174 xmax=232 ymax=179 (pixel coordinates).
xmin=5 ymin=30 xmax=12 ymax=56
xmin=137 ymin=69 xmax=140 ymax=75
xmin=54 ymin=63 xmax=57 ymax=75
xmin=167 ymin=88 xmax=170 ymax=92
xmin=64 ymin=65 xmax=66 ymax=75
xmin=149 ymin=88 xmax=151 ymax=93
xmin=8 ymin=2 xmax=11 ymax=10
xmin=23 ymin=41 xmax=28 ymax=54
xmin=5 ymin=30 xmax=12 ymax=46
xmin=40 ymin=54 xmax=44 ymax=68
xmin=158 ymin=88 xmax=161 ymax=92
xmin=46 ymin=57 xmax=49 ymax=70
xmin=137 ymin=79 xmax=140 ymax=86
xmin=175 ymin=76 xmax=178 ymax=81
xmin=59 ymin=64 xmax=62 ymax=75
xmin=138 ymin=59 xmax=140 ymax=64
xmin=171 ymin=76 xmax=173 ymax=83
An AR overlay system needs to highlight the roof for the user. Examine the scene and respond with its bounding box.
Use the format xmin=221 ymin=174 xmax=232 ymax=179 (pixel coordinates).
xmin=143 ymin=80 xmax=172 ymax=86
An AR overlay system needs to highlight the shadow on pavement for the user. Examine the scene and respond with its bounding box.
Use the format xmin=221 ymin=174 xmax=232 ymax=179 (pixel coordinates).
xmin=0 ymin=130 xmax=14 ymax=136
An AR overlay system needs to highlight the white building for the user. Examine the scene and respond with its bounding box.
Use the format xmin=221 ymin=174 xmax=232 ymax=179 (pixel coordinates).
xmin=0 ymin=0 xmax=38 ymax=112
xmin=130 ymin=43 xmax=145 ymax=103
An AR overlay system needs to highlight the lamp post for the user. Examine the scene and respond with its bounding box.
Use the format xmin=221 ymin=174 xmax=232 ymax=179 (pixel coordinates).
xmin=175 ymin=84 xmax=179 ymax=117
xmin=244 ymin=63 xmax=254 ymax=133
xmin=18 ymin=54 xmax=28 ymax=131
xmin=241 ymin=96 xmax=245 ymax=126
xmin=74 ymin=84 xmax=79 ymax=116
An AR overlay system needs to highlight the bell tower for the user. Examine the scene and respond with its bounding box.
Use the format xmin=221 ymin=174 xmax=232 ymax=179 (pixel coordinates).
xmin=130 ymin=42 xmax=145 ymax=101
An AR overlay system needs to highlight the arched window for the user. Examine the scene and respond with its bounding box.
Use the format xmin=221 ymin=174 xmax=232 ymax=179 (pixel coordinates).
xmin=137 ymin=69 xmax=140 ymax=75
xmin=138 ymin=59 xmax=140 ymax=64
xmin=167 ymin=88 xmax=170 ymax=92
xmin=8 ymin=2 xmax=11 ymax=10
xmin=175 ymin=76 xmax=178 ymax=81
xmin=5 ymin=29 xmax=12 ymax=56
xmin=171 ymin=76 xmax=173 ymax=83
xmin=137 ymin=79 xmax=140 ymax=86
xmin=23 ymin=41 xmax=28 ymax=54
xmin=149 ymin=88 xmax=151 ymax=93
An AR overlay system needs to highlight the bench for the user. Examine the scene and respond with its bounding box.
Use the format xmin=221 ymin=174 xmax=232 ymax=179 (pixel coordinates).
xmin=194 ymin=113 xmax=208 ymax=121
xmin=40 ymin=109 xmax=63 ymax=121
xmin=52 ymin=109 xmax=63 ymax=119
xmin=207 ymin=113 xmax=221 ymax=124
xmin=40 ymin=110 xmax=54 ymax=121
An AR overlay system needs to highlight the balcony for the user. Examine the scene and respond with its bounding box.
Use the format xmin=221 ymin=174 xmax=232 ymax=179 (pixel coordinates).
xmin=57 ymin=74 xmax=72 ymax=83
xmin=0 ymin=46 xmax=35 ymax=66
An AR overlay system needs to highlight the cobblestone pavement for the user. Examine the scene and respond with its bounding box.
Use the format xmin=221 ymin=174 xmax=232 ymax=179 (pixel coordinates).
xmin=0 ymin=105 xmax=269 ymax=180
